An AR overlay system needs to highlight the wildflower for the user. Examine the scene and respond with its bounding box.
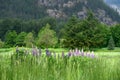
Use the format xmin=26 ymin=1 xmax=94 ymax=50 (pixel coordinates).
xmin=46 ymin=48 xmax=49 ymax=55
xmin=75 ymin=48 xmax=79 ymax=56
xmin=91 ymin=51 xmax=95 ymax=58
xmin=86 ymin=51 xmax=90 ymax=57
xmin=68 ymin=52 xmax=72 ymax=57
xmin=81 ymin=50 xmax=84 ymax=56
xmin=78 ymin=50 xmax=81 ymax=56
xmin=46 ymin=48 xmax=51 ymax=56
xmin=32 ymin=47 xmax=38 ymax=56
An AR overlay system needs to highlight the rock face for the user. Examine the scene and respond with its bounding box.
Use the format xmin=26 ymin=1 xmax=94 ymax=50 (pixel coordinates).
xmin=38 ymin=0 xmax=118 ymax=25
xmin=0 ymin=0 xmax=120 ymax=25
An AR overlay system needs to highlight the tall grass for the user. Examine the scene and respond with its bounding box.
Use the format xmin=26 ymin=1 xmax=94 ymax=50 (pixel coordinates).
xmin=0 ymin=52 xmax=120 ymax=80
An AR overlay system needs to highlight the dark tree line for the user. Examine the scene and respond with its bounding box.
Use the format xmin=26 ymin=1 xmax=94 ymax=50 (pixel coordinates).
xmin=0 ymin=17 xmax=57 ymax=40
xmin=0 ymin=12 xmax=120 ymax=49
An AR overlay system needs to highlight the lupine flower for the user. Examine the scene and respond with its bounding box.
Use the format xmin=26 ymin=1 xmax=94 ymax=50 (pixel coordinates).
xmin=75 ymin=48 xmax=79 ymax=56
xmin=79 ymin=50 xmax=81 ymax=56
xmin=46 ymin=48 xmax=49 ymax=56
xmin=91 ymin=51 xmax=95 ymax=58
xmin=86 ymin=52 xmax=90 ymax=57
xmin=32 ymin=47 xmax=38 ymax=56
xmin=91 ymin=53 xmax=95 ymax=58
xmin=68 ymin=52 xmax=71 ymax=57
xmin=81 ymin=52 xmax=84 ymax=56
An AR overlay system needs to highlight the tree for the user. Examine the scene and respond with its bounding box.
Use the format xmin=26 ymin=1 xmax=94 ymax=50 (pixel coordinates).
xmin=5 ymin=31 xmax=17 ymax=47
xmin=111 ymin=24 xmax=120 ymax=47
xmin=62 ymin=12 xmax=109 ymax=49
xmin=15 ymin=32 xmax=27 ymax=46
xmin=0 ymin=39 xmax=4 ymax=48
xmin=61 ymin=15 xmax=79 ymax=48
xmin=37 ymin=23 xmax=58 ymax=48
xmin=24 ymin=32 xmax=34 ymax=48
xmin=108 ymin=36 xmax=115 ymax=50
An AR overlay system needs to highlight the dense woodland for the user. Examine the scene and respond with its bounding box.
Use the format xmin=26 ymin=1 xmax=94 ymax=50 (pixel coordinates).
xmin=0 ymin=12 xmax=120 ymax=49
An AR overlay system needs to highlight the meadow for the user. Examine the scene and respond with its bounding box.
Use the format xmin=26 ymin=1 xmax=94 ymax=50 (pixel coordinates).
xmin=0 ymin=47 xmax=120 ymax=80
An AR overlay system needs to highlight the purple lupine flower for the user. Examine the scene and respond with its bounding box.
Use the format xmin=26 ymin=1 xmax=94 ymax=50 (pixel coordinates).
xmin=68 ymin=52 xmax=72 ymax=57
xmin=86 ymin=52 xmax=90 ymax=57
xmin=68 ymin=49 xmax=73 ymax=57
xmin=32 ymin=47 xmax=38 ymax=56
xmin=79 ymin=50 xmax=81 ymax=56
xmin=91 ymin=53 xmax=95 ymax=58
xmin=46 ymin=48 xmax=50 ymax=56
xmin=81 ymin=52 xmax=84 ymax=56
xmin=75 ymin=48 xmax=79 ymax=56
xmin=91 ymin=51 xmax=95 ymax=58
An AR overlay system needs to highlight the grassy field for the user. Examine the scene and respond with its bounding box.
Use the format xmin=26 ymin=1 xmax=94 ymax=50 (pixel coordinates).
xmin=0 ymin=47 xmax=120 ymax=80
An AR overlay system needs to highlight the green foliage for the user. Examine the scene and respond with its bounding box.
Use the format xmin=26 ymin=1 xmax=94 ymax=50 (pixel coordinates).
xmin=37 ymin=23 xmax=58 ymax=48
xmin=0 ymin=39 xmax=4 ymax=48
xmin=0 ymin=0 xmax=47 ymax=19
xmin=111 ymin=24 xmax=120 ymax=47
xmin=24 ymin=32 xmax=34 ymax=48
xmin=62 ymin=12 xmax=110 ymax=49
xmin=15 ymin=32 xmax=27 ymax=46
xmin=61 ymin=15 xmax=79 ymax=48
xmin=5 ymin=31 xmax=17 ymax=47
xmin=108 ymin=36 xmax=115 ymax=50
xmin=0 ymin=53 xmax=120 ymax=80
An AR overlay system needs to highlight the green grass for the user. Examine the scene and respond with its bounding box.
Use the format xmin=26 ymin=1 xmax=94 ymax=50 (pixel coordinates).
xmin=95 ymin=47 xmax=120 ymax=52
xmin=0 ymin=47 xmax=120 ymax=80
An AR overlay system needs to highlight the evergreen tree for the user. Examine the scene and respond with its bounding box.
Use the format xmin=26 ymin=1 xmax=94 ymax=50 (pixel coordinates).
xmin=108 ymin=36 xmax=115 ymax=50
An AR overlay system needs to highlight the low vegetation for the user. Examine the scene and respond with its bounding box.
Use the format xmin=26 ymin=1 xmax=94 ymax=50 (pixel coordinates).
xmin=0 ymin=48 xmax=120 ymax=80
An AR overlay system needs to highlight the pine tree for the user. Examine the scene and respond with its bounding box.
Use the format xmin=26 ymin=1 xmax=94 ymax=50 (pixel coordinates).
xmin=108 ymin=36 xmax=115 ymax=50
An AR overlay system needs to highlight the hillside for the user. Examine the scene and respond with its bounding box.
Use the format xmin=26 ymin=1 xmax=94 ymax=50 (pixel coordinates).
xmin=0 ymin=0 xmax=120 ymax=25
xmin=104 ymin=0 xmax=120 ymax=14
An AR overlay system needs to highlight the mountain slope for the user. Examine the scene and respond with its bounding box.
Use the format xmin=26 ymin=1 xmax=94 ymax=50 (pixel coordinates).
xmin=104 ymin=0 xmax=120 ymax=14
xmin=0 ymin=0 xmax=120 ymax=25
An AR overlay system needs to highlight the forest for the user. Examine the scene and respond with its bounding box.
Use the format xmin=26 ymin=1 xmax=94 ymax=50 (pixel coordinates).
xmin=0 ymin=12 xmax=119 ymax=50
